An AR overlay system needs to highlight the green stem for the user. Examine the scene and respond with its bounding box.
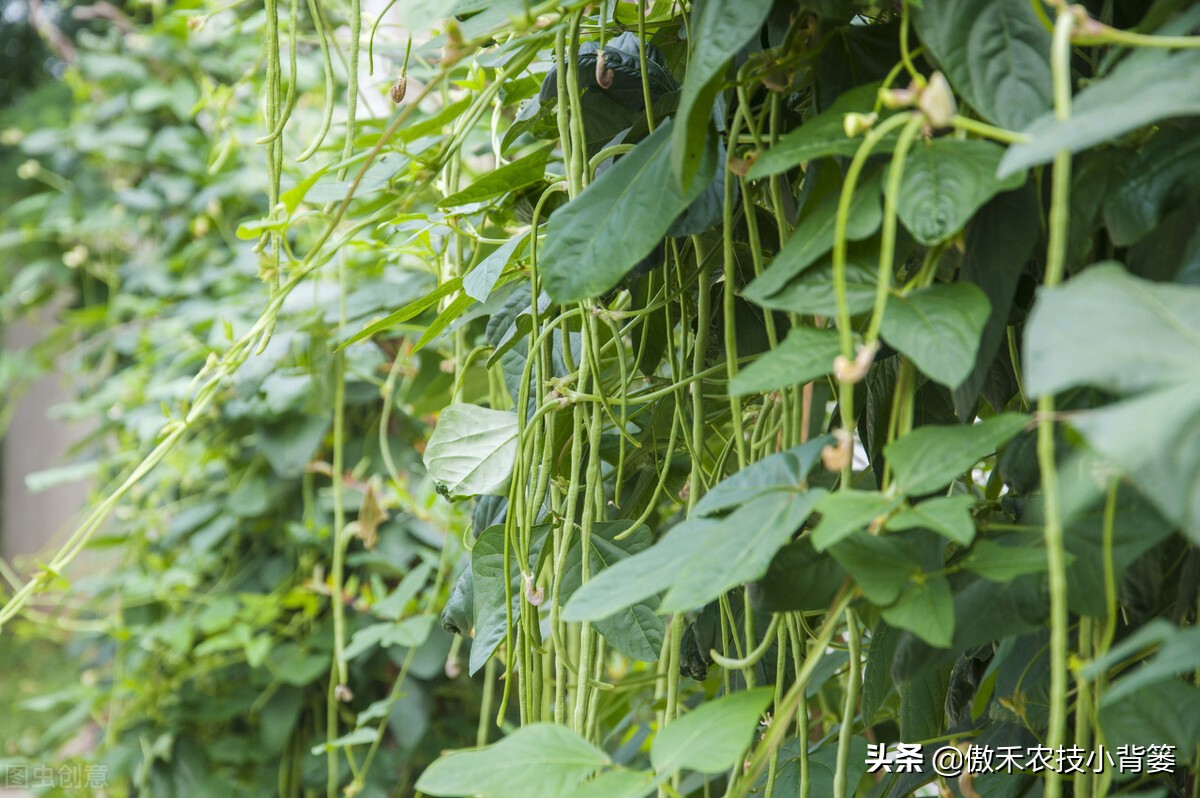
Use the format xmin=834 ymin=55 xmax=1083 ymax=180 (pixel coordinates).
xmin=1039 ymin=10 xmax=1076 ymax=798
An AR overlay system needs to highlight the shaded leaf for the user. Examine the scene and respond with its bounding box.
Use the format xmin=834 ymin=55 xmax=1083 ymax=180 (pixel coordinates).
xmin=884 ymin=413 xmax=1027 ymax=495
xmin=671 ymin=0 xmax=773 ymax=190
xmin=540 ymin=120 xmax=714 ymax=302
xmin=650 ymin=688 xmax=773 ymax=776
xmin=914 ymin=0 xmax=1051 ymax=131
xmin=894 ymin=138 xmax=1025 ymax=246
xmin=728 ymin=326 xmax=844 ymax=396
xmin=880 ymin=282 xmax=992 ymax=389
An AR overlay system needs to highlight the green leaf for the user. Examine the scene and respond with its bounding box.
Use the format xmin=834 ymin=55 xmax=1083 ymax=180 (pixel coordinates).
xmin=884 ymin=413 xmax=1027 ymax=495
xmin=881 ymin=575 xmax=955 ymax=649
xmin=886 ymin=495 xmax=977 ymax=545
xmin=745 ymin=238 xmax=880 ymax=317
xmin=963 ymin=540 xmax=1058 ymax=582
xmin=661 ymin=489 xmax=826 ymax=611
xmin=810 ymin=490 xmax=904 ymax=552
xmin=437 ymin=143 xmax=552 ymax=208
xmin=747 ymin=82 xmax=894 ymax=179
xmin=913 ymin=0 xmax=1052 ymax=131
xmin=565 ymin=488 xmax=825 ymax=619
xmin=423 ymin=404 xmax=519 ymax=499
xmin=743 ymin=171 xmax=884 ymax=301
xmin=694 ymin=436 xmax=831 ymax=516
xmin=1072 ymin=383 xmax=1200 ymax=545
xmin=728 ymin=326 xmax=844 ymax=396
xmin=562 ymin=519 xmax=710 ymax=623
xmin=953 ymin=182 xmax=1040 ymax=418
xmin=469 ymin=524 xmax=551 ymax=675
xmin=830 ymin=532 xmax=922 ymax=605
xmin=558 ymin=522 xmax=664 ymax=662
xmin=1102 ymin=125 xmax=1200 ymax=247
xmin=650 ymin=688 xmax=773 ymax=776
xmin=342 ymin=615 xmax=435 ymax=661
xmin=540 ymin=120 xmax=712 ymax=303
xmin=1022 ymin=264 xmax=1200 ymax=541
xmin=880 ymin=283 xmax=992 ymax=389
xmin=671 ymin=0 xmax=773 ymax=190
xmin=340 ymin=277 xmax=463 ymax=349
xmin=312 ymin=727 xmax=378 ymax=754
xmin=750 ymin=539 xmax=847 ymax=613
xmin=1080 ymin=620 xmax=1200 ymax=704
xmin=1024 ymin=262 xmax=1200 ymax=397
xmin=463 ymin=234 xmax=526 ymax=302
xmin=562 ymin=769 xmax=655 ymax=798
xmin=416 ymin=723 xmax=610 ymax=798
xmin=998 ymin=27 xmax=1200 ymax=175
xmin=1098 ymin=680 xmax=1200 ymax=755
xmin=893 ymin=139 xmax=1025 ymax=246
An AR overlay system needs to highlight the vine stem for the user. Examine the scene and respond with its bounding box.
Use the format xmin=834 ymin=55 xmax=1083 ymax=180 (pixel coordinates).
xmin=1040 ymin=9 xmax=1076 ymax=798
xmin=833 ymin=608 xmax=861 ymax=798
xmin=830 ymin=112 xmax=912 ymax=487
xmin=731 ymin=588 xmax=855 ymax=798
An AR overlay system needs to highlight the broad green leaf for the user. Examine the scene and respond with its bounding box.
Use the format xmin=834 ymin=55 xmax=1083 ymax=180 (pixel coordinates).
xmin=650 ymin=688 xmax=773 ymax=776
xmin=562 ymin=769 xmax=655 ymax=798
xmin=540 ymin=120 xmax=713 ymax=303
xmin=744 ymin=171 xmax=884 ymax=300
xmin=671 ymin=0 xmax=773 ymax=190
xmin=893 ymin=138 xmax=1025 ymax=246
xmin=914 ymin=0 xmax=1051 ymax=131
xmin=562 ymin=519 xmax=716 ymax=623
xmin=750 ymin=539 xmax=847 ymax=613
xmin=1024 ymin=263 xmax=1200 ymax=396
xmin=661 ymin=489 xmax=826 ymax=611
xmin=566 ymin=488 xmax=825 ymax=619
xmin=899 ymin=660 xmax=952 ymax=741
xmin=811 ymin=491 xmax=904 ymax=552
xmin=953 ymin=182 xmax=1040 ymax=418
xmin=423 ymin=404 xmax=519 ymax=499
xmin=747 ymin=82 xmax=894 ymax=179
xmin=1080 ymin=620 xmax=1200 ymax=704
xmin=999 ymin=45 xmax=1200 ymax=177
xmin=880 ymin=283 xmax=991 ymax=389
xmin=1098 ymin=680 xmax=1200 ymax=754
xmin=462 ymin=234 xmax=526 ymax=302
xmin=469 ymin=524 xmax=551 ymax=675
xmin=1022 ymin=264 xmax=1200 ymax=541
xmin=416 ymin=723 xmax=610 ymax=798
xmin=437 ymin=143 xmax=552 ymax=208
xmin=694 ymin=436 xmax=831 ymax=516
xmin=728 ymin=326 xmax=844 ymax=396
xmin=1102 ymin=125 xmax=1200 ymax=246
xmin=963 ymin=540 xmax=1058 ymax=583
xmin=884 ymin=414 xmax=1027 ymax=495
xmin=881 ymin=576 xmax=955 ymax=649
xmin=1071 ymin=383 xmax=1200 ymax=545
xmin=558 ymin=522 xmax=663 ymax=661
xmin=886 ymin=495 xmax=977 ymax=545
xmin=746 ymin=238 xmax=880 ymax=316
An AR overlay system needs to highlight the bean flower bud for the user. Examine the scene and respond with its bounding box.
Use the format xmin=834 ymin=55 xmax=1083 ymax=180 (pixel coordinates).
xmin=918 ymin=72 xmax=957 ymax=129
xmin=843 ymin=112 xmax=878 ymax=138
xmin=390 ymin=75 xmax=408 ymax=105
xmin=822 ymin=428 xmax=854 ymax=472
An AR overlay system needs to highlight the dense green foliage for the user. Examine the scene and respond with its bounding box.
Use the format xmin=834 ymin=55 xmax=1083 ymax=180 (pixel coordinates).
xmin=2 ymin=1 xmax=1199 ymax=797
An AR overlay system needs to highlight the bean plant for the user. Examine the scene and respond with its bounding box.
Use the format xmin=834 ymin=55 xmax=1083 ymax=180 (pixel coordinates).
xmin=2 ymin=0 xmax=1199 ymax=797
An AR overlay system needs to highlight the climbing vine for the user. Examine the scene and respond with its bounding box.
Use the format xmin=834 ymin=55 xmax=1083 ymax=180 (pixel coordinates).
xmin=2 ymin=1 xmax=1200 ymax=796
